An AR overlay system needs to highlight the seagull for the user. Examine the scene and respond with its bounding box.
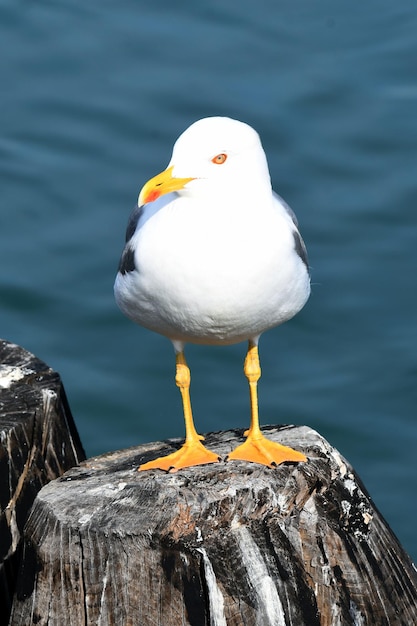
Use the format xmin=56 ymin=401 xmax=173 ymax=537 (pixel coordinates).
xmin=114 ymin=116 xmax=310 ymax=472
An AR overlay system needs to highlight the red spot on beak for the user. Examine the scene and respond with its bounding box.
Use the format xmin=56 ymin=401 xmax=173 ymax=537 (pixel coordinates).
xmin=145 ymin=189 xmax=161 ymax=203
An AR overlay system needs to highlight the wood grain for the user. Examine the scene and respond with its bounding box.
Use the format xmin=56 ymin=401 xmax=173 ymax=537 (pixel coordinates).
xmin=10 ymin=425 xmax=417 ymax=625
xmin=0 ymin=339 xmax=86 ymax=623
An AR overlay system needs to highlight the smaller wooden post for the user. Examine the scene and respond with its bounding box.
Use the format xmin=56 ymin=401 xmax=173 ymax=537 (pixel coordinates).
xmin=10 ymin=425 xmax=417 ymax=625
xmin=0 ymin=339 xmax=86 ymax=622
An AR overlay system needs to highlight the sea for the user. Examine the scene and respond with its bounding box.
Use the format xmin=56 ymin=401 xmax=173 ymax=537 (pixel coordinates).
xmin=1 ymin=0 xmax=417 ymax=562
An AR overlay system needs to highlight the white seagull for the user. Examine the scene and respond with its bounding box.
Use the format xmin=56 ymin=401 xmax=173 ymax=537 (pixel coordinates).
xmin=114 ymin=116 xmax=310 ymax=472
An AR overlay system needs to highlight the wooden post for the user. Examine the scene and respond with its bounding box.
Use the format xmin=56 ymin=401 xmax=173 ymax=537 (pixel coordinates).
xmin=0 ymin=339 xmax=86 ymax=623
xmin=9 ymin=425 xmax=417 ymax=625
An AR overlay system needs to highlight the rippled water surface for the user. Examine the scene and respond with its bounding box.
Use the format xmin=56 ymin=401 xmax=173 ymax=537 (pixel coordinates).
xmin=1 ymin=1 xmax=417 ymax=559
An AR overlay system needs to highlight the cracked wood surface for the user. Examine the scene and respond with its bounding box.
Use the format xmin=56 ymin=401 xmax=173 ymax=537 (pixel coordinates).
xmin=0 ymin=339 xmax=86 ymax=623
xmin=10 ymin=425 xmax=417 ymax=625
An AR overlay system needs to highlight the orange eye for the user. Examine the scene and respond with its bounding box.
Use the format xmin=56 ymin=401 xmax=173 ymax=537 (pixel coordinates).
xmin=211 ymin=153 xmax=227 ymax=165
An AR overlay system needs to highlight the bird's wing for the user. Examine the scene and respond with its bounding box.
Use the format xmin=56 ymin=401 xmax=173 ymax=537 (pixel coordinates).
xmin=124 ymin=192 xmax=179 ymax=243
xmin=272 ymin=190 xmax=309 ymax=270
xmin=272 ymin=190 xmax=298 ymax=227
xmin=125 ymin=204 xmax=145 ymax=242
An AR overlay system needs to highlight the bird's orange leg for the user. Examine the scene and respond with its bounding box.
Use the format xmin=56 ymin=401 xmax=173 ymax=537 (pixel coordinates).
xmin=139 ymin=351 xmax=220 ymax=472
xmin=227 ymin=341 xmax=307 ymax=467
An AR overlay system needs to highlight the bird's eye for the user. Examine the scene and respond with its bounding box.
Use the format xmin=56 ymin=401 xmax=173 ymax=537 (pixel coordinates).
xmin=211 ymin=153 xmax=227 ymax=165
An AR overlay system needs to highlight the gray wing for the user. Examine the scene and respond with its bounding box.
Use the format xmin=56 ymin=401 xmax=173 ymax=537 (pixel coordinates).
xmin=272 ymin=190 xmax=298 ymax=226
xmin=292 ymin=229 xmax=309 ymax=270
xmin=118 ymin=195 xmax=169 ymax=276
xmin=124 ymin=192 xmax=176 ymax=243
xmin=272 ymin=190 xmax=309 ymax=270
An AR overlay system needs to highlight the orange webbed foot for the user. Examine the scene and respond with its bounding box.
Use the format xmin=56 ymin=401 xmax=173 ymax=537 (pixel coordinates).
xmin=227 ymin=432 xmax=306 ymax=468
xmin=139 ymin=438 xmax=220 ymax=473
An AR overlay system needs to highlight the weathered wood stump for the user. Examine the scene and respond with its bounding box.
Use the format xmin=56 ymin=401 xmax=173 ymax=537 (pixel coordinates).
xmin=0 ymin=339 xmax=86 ymax=623
xmin=10 ymin=425 xmax=417 ymax=625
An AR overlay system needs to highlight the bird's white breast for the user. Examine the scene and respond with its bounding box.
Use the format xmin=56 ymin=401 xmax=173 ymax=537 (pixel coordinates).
xmin=114 ymin=194 xmax=310 ymax=345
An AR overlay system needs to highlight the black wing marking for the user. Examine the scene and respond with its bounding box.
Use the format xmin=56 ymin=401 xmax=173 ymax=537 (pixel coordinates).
xmin=293 ymin=229 xmax=309 ymax=270
xmin=117 ymin=205 xmax=142 ymax=275
xmin=118 ymin=243 xmax=136 ymax=275
xmin=125 ymin=204 xmax=145 ymax=242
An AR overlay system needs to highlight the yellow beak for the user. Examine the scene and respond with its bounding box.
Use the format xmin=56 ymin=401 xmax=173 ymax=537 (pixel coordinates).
xmin=138 ymin=166 xmax=195 ymax=206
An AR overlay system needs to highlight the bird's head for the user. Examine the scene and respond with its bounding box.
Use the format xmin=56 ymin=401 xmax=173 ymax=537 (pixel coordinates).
xmin=138 ymin=117 xmax=271 ymax=207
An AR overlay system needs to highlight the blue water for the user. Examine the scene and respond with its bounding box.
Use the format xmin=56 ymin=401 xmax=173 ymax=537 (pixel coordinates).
xmin=1 ymin=1 xmax=417 ymax=561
